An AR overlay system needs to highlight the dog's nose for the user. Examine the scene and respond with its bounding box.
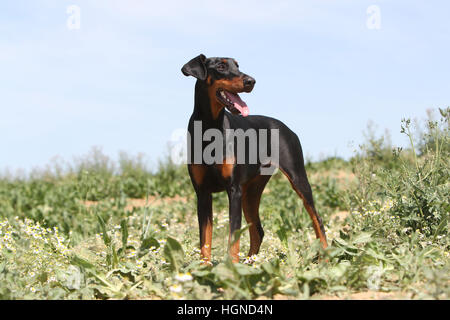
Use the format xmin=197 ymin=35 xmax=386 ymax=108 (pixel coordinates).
xmin=243 ymin=77 xmax=256 ymax=88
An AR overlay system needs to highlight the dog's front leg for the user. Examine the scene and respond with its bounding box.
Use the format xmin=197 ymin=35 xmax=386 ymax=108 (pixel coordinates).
xmin=196 ymin=191 xmax=213 ymax=265
xmin=227 ymin=184 xmax=243 ymax=263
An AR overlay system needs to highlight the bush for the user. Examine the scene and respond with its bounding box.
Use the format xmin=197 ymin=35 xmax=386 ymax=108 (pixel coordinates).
xmin=349 ymin=108 xmax=449 ymax=238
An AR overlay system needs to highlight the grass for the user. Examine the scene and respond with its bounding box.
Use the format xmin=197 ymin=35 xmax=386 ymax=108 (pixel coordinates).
xmin=0 ymin=108 xmax=448 ymax=300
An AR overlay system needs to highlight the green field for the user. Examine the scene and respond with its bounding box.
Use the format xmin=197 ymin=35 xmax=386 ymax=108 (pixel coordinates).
xmin=0 ymin=109 xmax=448 ymax=300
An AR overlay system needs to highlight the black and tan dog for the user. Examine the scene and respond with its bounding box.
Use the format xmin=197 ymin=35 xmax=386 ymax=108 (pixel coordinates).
xmin=182 ymin=54 xmax=327 ymax=264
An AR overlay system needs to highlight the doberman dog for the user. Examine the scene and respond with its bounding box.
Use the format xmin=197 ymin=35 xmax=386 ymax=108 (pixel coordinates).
xmin=182 ymin=54 xmax=327 ymax=264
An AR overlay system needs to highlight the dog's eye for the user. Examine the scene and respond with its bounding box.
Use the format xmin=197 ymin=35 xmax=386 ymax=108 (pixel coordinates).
xmin=217 ymin=63 xmax=226 ymax=72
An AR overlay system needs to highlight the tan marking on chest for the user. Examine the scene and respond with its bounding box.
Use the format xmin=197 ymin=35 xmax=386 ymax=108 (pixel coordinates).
xmin=215 ymin=157 xmax=235 ymax=179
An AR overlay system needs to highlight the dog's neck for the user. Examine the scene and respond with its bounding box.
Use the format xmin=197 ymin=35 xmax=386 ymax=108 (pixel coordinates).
xmin=192 ymin=80 xmax=225 ymax=129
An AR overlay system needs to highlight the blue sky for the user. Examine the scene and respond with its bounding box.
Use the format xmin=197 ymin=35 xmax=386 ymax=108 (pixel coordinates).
xmin=1 ymin=1 xmax=449 ymax=172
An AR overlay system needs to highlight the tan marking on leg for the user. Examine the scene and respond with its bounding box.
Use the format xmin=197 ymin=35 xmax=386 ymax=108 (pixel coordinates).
xmin=301 ymin=201 xmax=328 ymax=249
xmin=200 ymin=217 xmax=213 ymax=264
xmin=190 ymin=164 xmax=207 ymax=186
xmin=228 ymin=235 xmax=240 ymax=263
xmin=279 ymin=168 xmax=328 ymax=249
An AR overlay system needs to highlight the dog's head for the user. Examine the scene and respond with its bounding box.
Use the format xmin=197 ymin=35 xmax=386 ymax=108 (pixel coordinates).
xmin=182 ymin=54 xmax=255 ymax=117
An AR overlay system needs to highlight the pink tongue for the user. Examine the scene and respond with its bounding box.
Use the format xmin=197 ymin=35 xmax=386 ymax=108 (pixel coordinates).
xmin=224 ymin=91 xmax=250 ymax=117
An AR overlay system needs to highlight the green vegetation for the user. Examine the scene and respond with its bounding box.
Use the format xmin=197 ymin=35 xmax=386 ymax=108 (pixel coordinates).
xmin=0 ymin=109 xmax=448 ymax=299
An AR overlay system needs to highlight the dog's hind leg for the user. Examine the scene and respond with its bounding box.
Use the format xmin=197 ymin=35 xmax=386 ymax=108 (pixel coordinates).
xmin=278 ymin=135 xmax=328 ymax=249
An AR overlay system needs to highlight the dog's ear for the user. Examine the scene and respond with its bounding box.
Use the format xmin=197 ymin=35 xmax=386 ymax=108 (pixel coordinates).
xmin=181 ymin=54 xmax=207 ymax=80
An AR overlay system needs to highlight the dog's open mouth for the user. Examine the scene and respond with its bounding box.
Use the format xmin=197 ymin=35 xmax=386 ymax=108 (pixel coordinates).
xmin=216 ymin=89 xmax=249 ymax=117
